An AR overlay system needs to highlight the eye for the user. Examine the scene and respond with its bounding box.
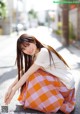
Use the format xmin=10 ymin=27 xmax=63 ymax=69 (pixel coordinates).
xmin=21 ymin=43 xmax=30 ymax=50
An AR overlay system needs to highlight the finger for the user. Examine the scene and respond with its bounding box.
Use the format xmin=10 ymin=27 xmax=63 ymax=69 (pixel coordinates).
xmin=6 ymin=92 xmax=14 ymax=104
xmin=4 ymin=94 xmax=9 ymax=101
xmin=4 ymin=92 xmax=11 ymax=104
xmin=4 ymin=96 xmax=8 ymax=102
xmin=5 ymin=90 xmax=15 ymax=104
xmin=5 ymin=90 xmax=12 ymax=98
xmin=4 ymin=97 xmax=7 ymax=104
xmin=4 ymin=101 xmax=8 ymax=105
xmin=5 ymin=96 xmax=11 ymax=105
xmin=4 ymin=94 xmax=9 ymax=103
xmin=4 ymin=98 xmax=9 ymax=105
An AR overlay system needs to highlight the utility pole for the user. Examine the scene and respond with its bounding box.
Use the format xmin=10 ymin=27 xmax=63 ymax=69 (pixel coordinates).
xmin=62 ymin=4 xmax=69 ymax=46
xmin=77 ymin=3 xmax=80 ymax=40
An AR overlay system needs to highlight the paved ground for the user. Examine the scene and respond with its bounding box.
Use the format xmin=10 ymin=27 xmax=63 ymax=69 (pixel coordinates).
xmin=0 ymin=26 xmax=80 ymax=114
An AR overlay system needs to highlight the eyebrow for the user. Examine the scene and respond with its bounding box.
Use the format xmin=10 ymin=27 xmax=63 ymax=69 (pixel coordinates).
xmin=21 ymin=43 xmax=30 ymax=50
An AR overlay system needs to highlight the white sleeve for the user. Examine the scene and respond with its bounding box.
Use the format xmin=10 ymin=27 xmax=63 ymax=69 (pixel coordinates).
xmin=34 ymin=48 xmax=50 ymax=68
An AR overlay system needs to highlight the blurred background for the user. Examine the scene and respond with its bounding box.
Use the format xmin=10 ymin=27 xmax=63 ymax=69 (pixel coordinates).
xmin=0 ymin=0 xmax=80 ymax=46
xmin=0 ymin=0 xmax=58 ymax=34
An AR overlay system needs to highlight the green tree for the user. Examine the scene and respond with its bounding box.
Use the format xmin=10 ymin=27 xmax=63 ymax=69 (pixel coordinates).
xmin=28 ymin=9 xmax=37 ymax=19
xmin=0 ymin=0 xmax=7 ymax=19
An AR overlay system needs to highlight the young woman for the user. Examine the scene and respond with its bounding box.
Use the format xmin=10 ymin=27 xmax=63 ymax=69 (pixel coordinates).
xmin=4 ymin=33 xmax=75 ymax=114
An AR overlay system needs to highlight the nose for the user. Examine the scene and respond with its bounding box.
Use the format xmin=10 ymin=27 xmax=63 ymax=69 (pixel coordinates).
xmin=26 ymin=47 xmax=33 ymax=54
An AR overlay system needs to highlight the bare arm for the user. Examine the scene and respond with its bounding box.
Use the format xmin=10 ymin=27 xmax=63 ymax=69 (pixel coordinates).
xmin=4 ymin=77 xmax=18 ymax=104
xmin=13 ymin=64 xmax=40 ymax=91
xmin=8 ymin=70 xmax=24 ymax=89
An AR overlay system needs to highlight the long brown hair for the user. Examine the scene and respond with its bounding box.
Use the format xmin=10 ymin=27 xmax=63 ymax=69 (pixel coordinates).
xmin=16 ymin=33 xmax=69 ymax=92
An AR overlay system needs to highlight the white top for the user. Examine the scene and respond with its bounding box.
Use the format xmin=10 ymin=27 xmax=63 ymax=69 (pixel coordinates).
xmin=34 ymin=48 xmax=75 ymax=89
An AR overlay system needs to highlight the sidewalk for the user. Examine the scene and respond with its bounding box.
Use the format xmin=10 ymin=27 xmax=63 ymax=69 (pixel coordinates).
xmin=0 ymin=26 xmax=80 ymax=114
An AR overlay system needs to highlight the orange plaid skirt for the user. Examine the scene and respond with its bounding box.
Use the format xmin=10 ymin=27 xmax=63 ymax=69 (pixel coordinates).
xmin=18 ymin=69 xmax=76 ymax=113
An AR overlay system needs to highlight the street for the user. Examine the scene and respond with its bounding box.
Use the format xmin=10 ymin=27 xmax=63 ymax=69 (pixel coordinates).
xmin=0 ymin=27 xmax=80 ymax=114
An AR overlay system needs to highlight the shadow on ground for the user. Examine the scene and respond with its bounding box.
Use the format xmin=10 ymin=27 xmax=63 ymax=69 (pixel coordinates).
xmin=0 ymin=68 xmax=17 ymax=84
xmin=14 ymin=105 xmax=64 ymax=114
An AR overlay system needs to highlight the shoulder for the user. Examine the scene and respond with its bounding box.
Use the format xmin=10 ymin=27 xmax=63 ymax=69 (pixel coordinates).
xmin=38 ymin=48 xmax=49 ymax=56
xmin=34 ymin=48 xmax=50 ymax=66
xmin=35 ymin=48 xmax=49 ymax=62
xmin=40 ymin=48 xmax=48 ymax=52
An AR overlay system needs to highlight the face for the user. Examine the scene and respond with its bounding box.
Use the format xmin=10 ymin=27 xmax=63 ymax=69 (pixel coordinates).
xmin=21 ymin=43 xmax=37 ymax=55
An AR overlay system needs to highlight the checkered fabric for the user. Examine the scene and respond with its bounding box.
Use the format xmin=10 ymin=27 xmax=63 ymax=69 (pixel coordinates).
xmin=18 ymin=69 xmax=76 ymax=113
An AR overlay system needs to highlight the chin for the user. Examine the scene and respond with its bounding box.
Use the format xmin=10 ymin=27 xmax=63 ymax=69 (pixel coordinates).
xmin=30 ymin=53 xmax=34 ymax=56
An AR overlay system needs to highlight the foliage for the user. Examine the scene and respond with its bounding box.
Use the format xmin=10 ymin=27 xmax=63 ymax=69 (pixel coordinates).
xmin=0 ymin=0 xmax=7 ymax=19
xmin=58 ymin=22 xmax=62 ymax=29
xmin=69 ymin=22 xmax=75 ymax=40
xmin=50 ymin=16 xmax=55 ymax=22
xmin=54 ymin=29 xmax=62 ymax=35
xmin=54 ymin=22 xmax=76 ymax=40
xmin=54 ymin=22 xmax=62 ymax=35
xmin=28 ymin=9 xmax=37 ymax=19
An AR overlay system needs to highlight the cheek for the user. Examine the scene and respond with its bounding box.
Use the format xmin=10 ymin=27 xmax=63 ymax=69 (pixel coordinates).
xmin=30 ymin=44 xmax=36 ymax=50
xmin=33 ymin=46 xmax=37 ymax=53
xmin=33 ymin=44 xmax=37 ymax=50
xmin=22 ymin=49 xmax=28 ymax=54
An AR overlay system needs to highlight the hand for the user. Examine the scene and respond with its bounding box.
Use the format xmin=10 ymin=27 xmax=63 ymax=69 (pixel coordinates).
xmin=4 ymin=87 xmax=16 ymax=105
xmin=4 ymin=87 xmax=12 ymax=104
